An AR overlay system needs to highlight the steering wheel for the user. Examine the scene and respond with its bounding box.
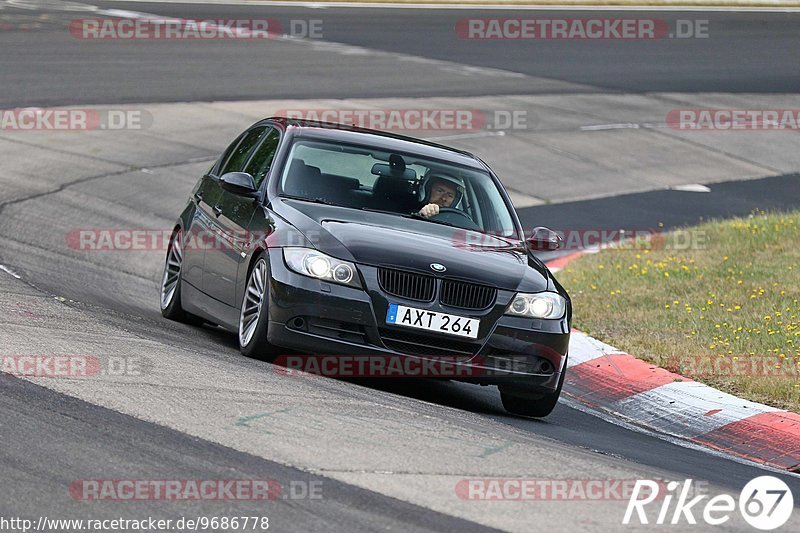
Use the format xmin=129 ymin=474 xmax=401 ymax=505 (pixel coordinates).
xmin=431 ymin=207 xmax=480 ymax=230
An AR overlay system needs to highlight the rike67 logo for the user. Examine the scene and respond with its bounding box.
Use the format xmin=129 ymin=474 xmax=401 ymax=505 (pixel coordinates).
xmin=624 ymin=476 xmax=794 ymax=530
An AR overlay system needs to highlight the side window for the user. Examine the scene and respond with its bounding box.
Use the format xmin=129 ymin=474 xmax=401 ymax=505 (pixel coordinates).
xmin=244 ymin=128 xmax=280 ymax=188
xmin=213 ymin=132 xmax=246 ymax=175
xmin=219 ymin=126 xmax=267 ymax=175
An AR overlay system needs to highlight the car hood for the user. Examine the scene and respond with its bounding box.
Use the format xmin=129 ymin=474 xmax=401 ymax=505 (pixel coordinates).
xmin=274 ymin=200 xmax=552 ymax=292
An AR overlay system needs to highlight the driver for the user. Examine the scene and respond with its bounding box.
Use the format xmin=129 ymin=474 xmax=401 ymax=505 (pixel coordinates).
xmin=417 ymin=174 xmax=464 ymax=218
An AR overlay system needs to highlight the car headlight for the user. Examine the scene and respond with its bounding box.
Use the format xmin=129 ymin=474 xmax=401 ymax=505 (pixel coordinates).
xmin=505 ymin=292 xmax=566 ymax=319
xmin=283 ymin=248 xmax=361 ymax=288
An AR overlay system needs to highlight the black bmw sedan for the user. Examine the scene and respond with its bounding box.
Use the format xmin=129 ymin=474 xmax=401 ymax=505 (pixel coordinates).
xmin=161 ymin=117 xmax=571 ymax=417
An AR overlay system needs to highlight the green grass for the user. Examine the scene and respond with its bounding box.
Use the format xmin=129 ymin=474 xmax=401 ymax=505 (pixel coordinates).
xmin=558 ymin=210 xmax=800 ymax=412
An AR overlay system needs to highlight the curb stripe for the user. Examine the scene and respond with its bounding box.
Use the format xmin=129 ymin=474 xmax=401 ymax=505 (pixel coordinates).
xmin=567 ymin=330 xmax=622 ymax=366
xmin=550 ymin=251 xmax=800 ymax=470
xmin=615 ymin=381 xmax=778 ymax=438
xmin=543 ymin=251 xmax=584 ymax=273
xmin=691 ymin=412 xmax=800 ymax=471
xmin=565 ymin=352 xmax=690 ymax=404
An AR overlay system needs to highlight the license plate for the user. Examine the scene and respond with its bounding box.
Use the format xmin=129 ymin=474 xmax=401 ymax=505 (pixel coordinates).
xmin=385 ymin=304 xmax=479 ymax=339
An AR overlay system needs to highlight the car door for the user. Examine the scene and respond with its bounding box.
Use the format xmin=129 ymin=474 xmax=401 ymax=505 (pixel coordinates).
xmin=203 ymin=126 xmax=280 ymax=306
xmin=181 ymin=132 xmax=248 ymax=290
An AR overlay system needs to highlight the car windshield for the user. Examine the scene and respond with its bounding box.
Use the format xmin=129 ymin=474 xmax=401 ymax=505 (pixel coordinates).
xmin=278 ymin=138 xmax=519 ymax=238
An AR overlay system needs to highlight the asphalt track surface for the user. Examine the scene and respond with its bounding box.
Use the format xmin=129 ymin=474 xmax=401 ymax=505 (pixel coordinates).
xmin=0 ymin=1 xmax=798 ymax=107
xmin=517 ymin=173 xmax=800 ymax=235
xmin=1 ymin=375 xmax=497 ymax=532
xmin=1 ymin=1 xmax=800 ymax=531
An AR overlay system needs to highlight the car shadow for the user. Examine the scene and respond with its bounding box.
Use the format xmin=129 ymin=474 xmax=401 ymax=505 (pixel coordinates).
xmin=191 ymin=323 xmax=553 ymax=423
xmin=353 ymin=377 xmax=507 ymax=415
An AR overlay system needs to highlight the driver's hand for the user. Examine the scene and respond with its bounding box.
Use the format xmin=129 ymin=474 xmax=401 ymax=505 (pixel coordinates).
xmin=418 ymin=203 xmax=440 ymax=218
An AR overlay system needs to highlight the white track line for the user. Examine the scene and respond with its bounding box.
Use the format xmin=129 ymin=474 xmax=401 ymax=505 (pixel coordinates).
xmin=70 ymin=3 xmax=533 ymax=80
xmin=0 ymin=264 xmax=22 ymax=279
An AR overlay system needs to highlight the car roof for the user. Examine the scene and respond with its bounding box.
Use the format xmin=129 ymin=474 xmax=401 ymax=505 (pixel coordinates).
xmin=262 ymin=116 xmax=487 ymax=170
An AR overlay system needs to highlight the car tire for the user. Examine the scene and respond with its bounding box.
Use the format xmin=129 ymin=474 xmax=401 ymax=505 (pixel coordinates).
xmin=499 ymin=358 xmax=567 ymax=418
xmin=160 ymin=227 xmax=204 ymax=325
xmin=238 ymin=254 xmax=279 ymax=360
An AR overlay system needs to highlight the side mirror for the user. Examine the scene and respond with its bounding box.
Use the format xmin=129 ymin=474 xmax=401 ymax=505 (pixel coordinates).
xmin=527 ymin=227 xmax=562 ymax=251
xmin=220 ymin=172 xmax=258 ymax=196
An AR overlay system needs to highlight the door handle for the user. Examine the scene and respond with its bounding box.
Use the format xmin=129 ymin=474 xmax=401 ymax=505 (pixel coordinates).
xmin=212 ymin=205 xmax=223 ymax=217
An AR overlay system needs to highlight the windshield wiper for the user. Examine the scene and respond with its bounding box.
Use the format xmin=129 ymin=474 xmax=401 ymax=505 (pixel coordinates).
xmin=359 ymin=207 xmax=463 ymax=229
xmin=280 ymin=195 xmax=334 ymax=206
xmin=361 ymin=207 xmax=462 ymax=227
xmin=359 ymin=207 xmax=415 ymax=219
xmin=407 ymin=212 xmax=458 ymax=228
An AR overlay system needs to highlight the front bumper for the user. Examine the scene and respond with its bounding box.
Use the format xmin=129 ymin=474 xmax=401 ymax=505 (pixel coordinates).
xmin=265 ymin=248 xmax=569 ymax=392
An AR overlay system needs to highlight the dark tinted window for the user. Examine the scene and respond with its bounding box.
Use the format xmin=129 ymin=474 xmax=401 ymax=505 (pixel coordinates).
xmin=214 ymin=132 xmax=246 ymax=175
xmin=245 ymin=128 xmax=280 ymax=188
xmin=219 ymin=126 xmax=267 ymax=175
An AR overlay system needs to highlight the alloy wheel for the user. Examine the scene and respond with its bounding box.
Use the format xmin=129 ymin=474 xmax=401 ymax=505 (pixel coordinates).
xmin=239 ymin=259 xmax=268 ymax=347
xmin=160 ymin=229 xmax=184 ymax=310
